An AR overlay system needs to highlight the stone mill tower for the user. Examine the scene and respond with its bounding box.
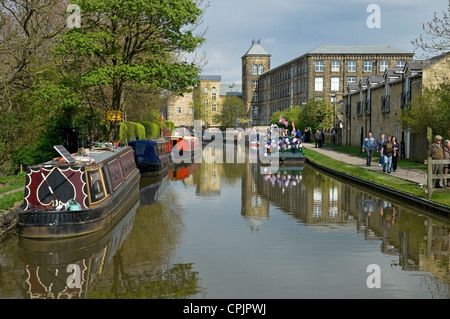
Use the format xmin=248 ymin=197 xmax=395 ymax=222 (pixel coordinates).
xmin=241 ymin=39 xmax=271 ymax=125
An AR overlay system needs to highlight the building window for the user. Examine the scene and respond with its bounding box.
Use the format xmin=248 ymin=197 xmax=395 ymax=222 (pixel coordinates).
xmin=259 ymin=64 xmax=264 ymax=74
xmin=380 ymin=61 xmax=389 ymax=72
xmin=331 ymin=61 xmax=340 ymax=72
xmin=331 ymin=77 xmax=340 ymax=91
xmin=212 ymin=116 xmax=217 ymax=124
xmin=177 ymin=107 xmax=182 ymax=114
xmin=348 ymin=61 xmax=356 ymax=72
xmin=315 ymin=61 xmax=324 ymax=72
xmin=212 ymin=104 xmax=217 ymax=112
xmin=347 ymin=77 xmax=357 ymax=84
xmin=253 ymin=80 xmax=258 ymax=89
xmin=253 ymin=91 xmax=258 ymax=102
xmin=315 ymin=77 xmax=323 ymax=91
xmin=252 ymin=65 xmax=258 ymax=75
xmin=204 ymin=99 xmax=208 ymax=107
xmin=204 ymin=87 xmax=208 ymax=96
xmin=364 ymin=61 xmax=373 ymax=72
xmin=189 ymin=107 xmax=194 ymax=114
xmin=253 ymin=106 xmax=258 ymax=117
xmin=212 ymin=87 xmax=217 ymax=101
xmin=396 ymin=61 xmax=406 ymax=68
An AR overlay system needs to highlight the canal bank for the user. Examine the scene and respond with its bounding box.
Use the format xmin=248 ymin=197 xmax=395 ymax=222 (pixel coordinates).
xmin=303 ymin=144 xmax=450 ymax=220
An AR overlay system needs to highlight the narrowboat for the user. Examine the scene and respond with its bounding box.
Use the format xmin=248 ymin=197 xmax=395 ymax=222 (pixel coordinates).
xmin=128 ymin=138 xmax=173 ymax=175
xmin=264 ymin=136 xmax=305 ymax=165
xmin=170 ymin=135 xmax=202 ymax=163
xmin=17 ymin=145 xmax=140 ymax=239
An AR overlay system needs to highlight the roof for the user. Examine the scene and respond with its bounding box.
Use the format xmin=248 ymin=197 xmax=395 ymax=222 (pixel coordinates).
xmin=220 ymin=83 xmax=242 ymax=96
xmin=407 ymin=52 xmax=450 ymax=71
xmin=198 ymin=75 xmax=221 ymax=82
xmin=244 ymin=39 xmax=271 ymax=56
xmin=308 ymin=45 xmax=412 ymax=55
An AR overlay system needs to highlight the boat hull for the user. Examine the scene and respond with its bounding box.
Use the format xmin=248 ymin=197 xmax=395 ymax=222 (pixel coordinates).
xmin=17 ymin=167 xmax=140 ymax=239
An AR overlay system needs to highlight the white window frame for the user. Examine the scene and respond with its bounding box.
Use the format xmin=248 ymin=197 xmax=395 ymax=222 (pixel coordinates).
xmin=364 ymin=61 xmax=373 ymax=72
xmin=315 ymin=61 xmax=324 ymax=72
xmin=348 ymin=61 xmax=356 ymax=72
xmin=331 ymin=61 xmax=340 ymax=72
xmin=331 ymin=77 xmax=340 ymax=91
xmin=252 ymin=65 xmax=258 ymax=75
xmin=315 ymin=77 xmax=324 ymax=91
xmin=347 ymin=76 xmax=356 ymax=84
xmin=380 ymin=61 xmax=389 ymax=72
xmin=259 ymin=64 xmax=264 ymax=75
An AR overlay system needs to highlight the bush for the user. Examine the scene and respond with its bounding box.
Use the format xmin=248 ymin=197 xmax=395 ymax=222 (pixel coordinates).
xmin=135 ymin=122 xmax=146 ymax=140
xmin=119 ymin=122 xmax=128 ymax=144
xmin=127 ymin=122 xmax=138 ymax=141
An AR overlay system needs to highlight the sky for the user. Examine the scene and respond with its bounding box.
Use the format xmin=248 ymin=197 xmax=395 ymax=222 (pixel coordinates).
xmin=194 ymin=0 xmax=449 ymax=84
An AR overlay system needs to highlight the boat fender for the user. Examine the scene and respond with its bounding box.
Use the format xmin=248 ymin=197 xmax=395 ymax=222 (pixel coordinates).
xmin=66 ymin=199 xmax=82 ymax=211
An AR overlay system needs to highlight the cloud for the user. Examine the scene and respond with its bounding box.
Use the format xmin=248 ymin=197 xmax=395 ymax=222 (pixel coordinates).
xmin=197 ymin=0 xmax=447 ymax=82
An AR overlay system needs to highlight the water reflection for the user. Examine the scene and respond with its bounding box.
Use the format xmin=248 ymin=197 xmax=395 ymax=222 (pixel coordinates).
xmin=0 ymin=145 xmax=449 ymax=298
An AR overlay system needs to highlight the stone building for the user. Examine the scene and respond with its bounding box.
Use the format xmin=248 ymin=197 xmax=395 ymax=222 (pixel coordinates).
xmin=163 ymin=75 xmax=242 ymax=128
xmin=241 ymin=41 xmax=414 ymax=126
xmin=342 ymin=52 xmax=450 ymax=162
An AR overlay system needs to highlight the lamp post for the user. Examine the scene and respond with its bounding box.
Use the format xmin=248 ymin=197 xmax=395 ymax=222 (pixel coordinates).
xmin=329 ymin=94 xmax=336 ymax=145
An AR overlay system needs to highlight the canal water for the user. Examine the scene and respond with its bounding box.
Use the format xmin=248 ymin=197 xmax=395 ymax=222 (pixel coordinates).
xmin=1 ymin=146 xmax=449 ymax=299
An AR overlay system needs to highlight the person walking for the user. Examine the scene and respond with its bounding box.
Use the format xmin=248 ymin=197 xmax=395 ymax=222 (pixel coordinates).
xmin=314 ymin=130 xmax=321 ymax=148
xmin=392 ymin=136 xmax=400 ymax=172
xmin=362 ymin=132 xmax=376 ymax=166
xmin=443 ymin=140 xmax=450 ymax=188
xmin=376 ymin=134 xmax=386 ymax=167
xmin=380 ymin=135 xmax=394 ymax=173
xmin=427 ymin=135 xmax=445 ymax=188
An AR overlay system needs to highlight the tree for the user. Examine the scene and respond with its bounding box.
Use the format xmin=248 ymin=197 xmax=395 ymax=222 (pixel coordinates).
xmin=57 ymin=0 xmax=207 ymax=141
xmin=218 ymin=96 xmax=247 ymax=128
xmin=398 ymin=82 xmax=450 ymax=138
xmin=272 ymin=100 xmax=335 ymax=133
xmin=412 ymin=0 xmax=450 ymax=57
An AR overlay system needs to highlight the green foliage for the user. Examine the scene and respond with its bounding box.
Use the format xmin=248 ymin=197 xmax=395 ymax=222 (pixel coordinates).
xmin=136 ymin=122 xmax=146 ymax=140
xmin=142 ymin=121 xmax=160 ymax=139
xmin=164 ymin=121 xmax=175 ymax=132
xmin=398 ymin=82 xmax=450 ymax=137
xmin=271 ymin=99 xmax=335 ymax=133
xmin=119 ymin=122 xmax=129 ymax=144
xmin=127 ymin=122 xmax=138 ymax=141
xmin=218 ymin=95 xmax=247 ymax=127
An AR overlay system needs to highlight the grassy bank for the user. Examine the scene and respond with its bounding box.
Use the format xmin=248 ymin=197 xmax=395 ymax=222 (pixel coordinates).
xmin=304 ymin=144 xmax=450 ymax=207
xmin=0 ymin=173 xmax=25 ymax=211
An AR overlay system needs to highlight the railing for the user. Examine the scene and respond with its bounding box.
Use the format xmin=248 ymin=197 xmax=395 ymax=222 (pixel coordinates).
xmin=425 ymin=157 xmax=450 ymax=198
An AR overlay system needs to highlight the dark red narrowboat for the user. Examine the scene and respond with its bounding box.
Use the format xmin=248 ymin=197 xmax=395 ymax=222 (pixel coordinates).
xmin=17 ymin=145 xmax=140 ymax=239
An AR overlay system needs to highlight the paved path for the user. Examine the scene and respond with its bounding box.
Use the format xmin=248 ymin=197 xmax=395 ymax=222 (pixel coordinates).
xmin=303 ymin=144 xmax=428 ymax=186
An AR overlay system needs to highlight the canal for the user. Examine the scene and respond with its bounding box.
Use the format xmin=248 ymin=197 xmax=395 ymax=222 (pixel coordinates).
xmin=0 ymin=146 xmax=449 ymax=299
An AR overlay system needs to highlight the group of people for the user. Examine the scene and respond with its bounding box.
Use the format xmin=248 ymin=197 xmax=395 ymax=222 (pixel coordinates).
xmin=363 ymin=132 xmax=450 ymax=189
xmin=362 ymin=133 xmax=401 ymax=173
xmin=427 ymin=135 xmax=450 ymax=189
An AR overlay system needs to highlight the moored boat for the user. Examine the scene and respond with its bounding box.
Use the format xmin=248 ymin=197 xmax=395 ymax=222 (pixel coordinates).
xmin=170 ymin=135 xmax=202 ymax=163
xmin=129 ymin=138 xmax=173 ymax=175
xmin=264 ymin=135 xmax=305 ymax=165
xmin=17 ymin=145 xmax=140 ymax=239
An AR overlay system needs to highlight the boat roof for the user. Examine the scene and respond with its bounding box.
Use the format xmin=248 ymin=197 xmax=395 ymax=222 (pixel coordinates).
xmin=87 ymin=147 xmax=129 ymax=163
